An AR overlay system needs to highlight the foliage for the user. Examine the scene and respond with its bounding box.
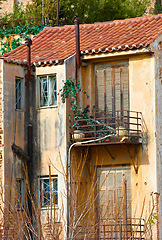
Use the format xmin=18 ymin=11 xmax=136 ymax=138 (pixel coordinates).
xmin=59 ymin=77 xmax=115 ymax=139
xmin=59 ymin=77 xmax=90 ymax=128
xmin=0 ymin=1 xmax=45 ymax=54
xmin=25 ymin=0 xmax=57 ymax=20
xmin=0 ymin=0 xmax=150 ymax=25
xmin=0 ymin=23 xmax=44 ymax=54
xmin=148 ymin=212 xmax=158 ymax=225
xmin=59 ymin=77 xmax=89 ymax=113
xmin=0 ymin=37 xmax=22 ymax=54
xmin=59 ymin=0 xmax=149 ymax=24
xmin=154 ymin=0 xmax=162 ymax=14
xmin=0 ymin=23 xmax=44 ymax=39
xmin=0 ymin=0 xmax=150 ymax=54
xmin=58 ymin=77 xmax=90 ymax=129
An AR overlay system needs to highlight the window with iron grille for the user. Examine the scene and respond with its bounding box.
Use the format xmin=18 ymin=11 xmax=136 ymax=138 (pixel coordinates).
xmin=40 ymin=176 xmax=58 ymax=208
xmin=38 ymin=74 xmax=57 ymax=107
xmin=15 ymin=78 xmax=23 ymax=110
xmin=16 ymin=179 xmax=24 ymax=208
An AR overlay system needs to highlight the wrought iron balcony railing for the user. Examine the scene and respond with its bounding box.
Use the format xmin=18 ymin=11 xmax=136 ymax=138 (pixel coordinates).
xmin=69 ymin=110 xmax=147 ymax=144
xmin=73 ymin=218 xmax=150 ymax=239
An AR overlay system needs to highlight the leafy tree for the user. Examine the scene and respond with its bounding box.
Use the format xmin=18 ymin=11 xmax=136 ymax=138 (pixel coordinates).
xmin=58 ymin=0 xmax=149 ymax=24
xmin=154 ymin=0 xmax=162 ymax=14
xmin=0 ymin=0 xmax=150 ymax=54
xmin=0 ymin=0 xmax=150 ymax=24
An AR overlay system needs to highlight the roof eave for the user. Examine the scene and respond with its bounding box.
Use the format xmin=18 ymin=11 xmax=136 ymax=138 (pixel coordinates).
xmin=4 ymin=58 xmax=28 ymax=66
xmin=1 ymin=45 xmax=152 ymax=67
xmin=81 ymin=46 xmax=152 ymax=61
xmin=32 ymin=59 xmax=64 ymax=67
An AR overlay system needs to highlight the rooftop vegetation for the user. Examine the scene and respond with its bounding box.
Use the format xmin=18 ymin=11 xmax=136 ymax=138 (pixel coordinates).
xmin=0 ymin=23 xmax=45 ymax=54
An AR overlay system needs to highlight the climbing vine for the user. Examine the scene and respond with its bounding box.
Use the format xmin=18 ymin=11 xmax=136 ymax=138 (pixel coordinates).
xmin=0 ymin=23 xmax=45 ymax=54
xmin=59 ymin=77 xmax=115 ymax=139
xmin=59 ymin=77 xmax=89 ymax=114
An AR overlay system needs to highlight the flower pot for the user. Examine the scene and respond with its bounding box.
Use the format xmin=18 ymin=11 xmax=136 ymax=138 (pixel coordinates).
xmin=72 ymin=130 xmax=85 ymax=142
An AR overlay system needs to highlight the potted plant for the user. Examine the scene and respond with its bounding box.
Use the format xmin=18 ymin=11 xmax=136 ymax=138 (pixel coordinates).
xmin=58 ymin=77 xmax=115 ymax=141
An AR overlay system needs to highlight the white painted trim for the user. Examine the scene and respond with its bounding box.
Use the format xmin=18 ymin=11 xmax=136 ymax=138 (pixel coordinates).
xmin=81 ymin=48 xmax=151 ymax=60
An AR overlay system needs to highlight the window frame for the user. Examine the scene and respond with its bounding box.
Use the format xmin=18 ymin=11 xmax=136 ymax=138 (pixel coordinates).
xmin=95 ymin=62 xmax=129 ymax=113
xmin=16 ymin=178 xmax=24 ymax=209
xmin=38 ymin=74 xmax=57 ymax=108
xmin=39 ymin=176 xmax=58 ymax=209
xmin=15 ymin=77 xmax=23 ymax=110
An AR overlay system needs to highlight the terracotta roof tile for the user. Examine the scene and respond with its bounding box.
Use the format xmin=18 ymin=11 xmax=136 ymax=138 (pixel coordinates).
xmin=2 ymin=14 xmax=162 ymax=66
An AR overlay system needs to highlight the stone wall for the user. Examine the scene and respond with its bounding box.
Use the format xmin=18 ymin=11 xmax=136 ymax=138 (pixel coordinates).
xmin=0 ymin=0 xmax=32 ymax=16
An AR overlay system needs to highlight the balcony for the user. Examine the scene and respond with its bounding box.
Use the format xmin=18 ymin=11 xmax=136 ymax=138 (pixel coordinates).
xmin=73 ymin=218 xmax=149 ymax=239
xmin=69 ymin=110 xmax=147 ymax=145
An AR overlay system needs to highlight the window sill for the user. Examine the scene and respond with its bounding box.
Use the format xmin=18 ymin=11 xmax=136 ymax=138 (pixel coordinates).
xmin=40 ymin=205 xmax=59 ymax=210
xmin=15 ymin=109 xmax=24 ymax=112
xmin=37 ymin=105 xmax=58 ymax=110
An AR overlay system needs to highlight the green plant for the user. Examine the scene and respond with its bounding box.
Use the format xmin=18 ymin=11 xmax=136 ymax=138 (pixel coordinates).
xmin=148 ymin=212 xmax=158 ymax=225
xmin=59 ymin=77 xmax=115 ymax=139
xmin=0 ymin=24 xmax=44 ymax=38
xmin=1 ymin=37 xmax=22 ymax=54
xmin=0 ymin=23 xmax=45 ymax=54
xmin=59 ymin=77 xmax=89 ymax=112
xmin=0 ymin=0 xmax=150 ymax=26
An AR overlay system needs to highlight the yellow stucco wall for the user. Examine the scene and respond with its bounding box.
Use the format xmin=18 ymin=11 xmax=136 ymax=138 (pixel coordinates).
xmin=3 ymin=62 xmax=25 ymax=179
xmin=151 ymin=36 xmax=162 ymax=239
xmin=2 ymin=62 xmax=27 ymax=238
xmin=0 ymin=48 xmax=160 ymax=238
xmin=1 ymin=62 xmax=67 ymax=238
xmin=36 ymin=64 xmax=67 ymax=237
xmin=36 ymin=64 xmax=66 ymax=176
xmin=70 ymin=51 xmax=158 ymax=238
xmin=129 ymin=54 xmax=156 ymax=217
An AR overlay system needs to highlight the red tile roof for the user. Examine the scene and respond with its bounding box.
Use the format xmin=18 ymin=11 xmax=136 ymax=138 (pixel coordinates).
xmin=1 ymin=14 xmax=162 ymax=66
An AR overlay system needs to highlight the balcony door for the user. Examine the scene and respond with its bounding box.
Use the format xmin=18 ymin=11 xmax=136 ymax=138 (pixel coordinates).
xmin=95 ymin=63 xmax=129 ymax=115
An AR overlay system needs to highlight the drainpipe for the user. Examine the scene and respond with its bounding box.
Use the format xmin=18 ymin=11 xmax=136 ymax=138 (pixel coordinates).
xmin=27 ymin=124 xmax=33 ymax=231
xmin=25 ymin=39 xmax=32 ymax=83
xmin=74 ymin=17 xmax=80 ymax=85
xmin=25 ymin=39 xmax=33 ymax=239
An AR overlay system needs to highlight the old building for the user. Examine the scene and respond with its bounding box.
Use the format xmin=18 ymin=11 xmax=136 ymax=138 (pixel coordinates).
xmin=0 ymin=14 xmax=162 ymax=239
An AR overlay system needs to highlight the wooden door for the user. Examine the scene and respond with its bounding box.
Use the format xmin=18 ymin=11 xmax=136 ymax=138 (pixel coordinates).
xmin=98 ymin=166 xmax=131 ymax=239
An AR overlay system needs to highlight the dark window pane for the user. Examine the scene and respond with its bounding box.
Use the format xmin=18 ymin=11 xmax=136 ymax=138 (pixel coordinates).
xmin=16 ymin=78 xmax=23 ymax=109
xmin=16 ymin=179 xmax=24 ymax=208
xmin=39 ymin=75 xmax=57 ymax=107
xmin=40 ymin=177 xmax=58 ymax=207
xmin=43 ymin=179 xmax=50 ymax=205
